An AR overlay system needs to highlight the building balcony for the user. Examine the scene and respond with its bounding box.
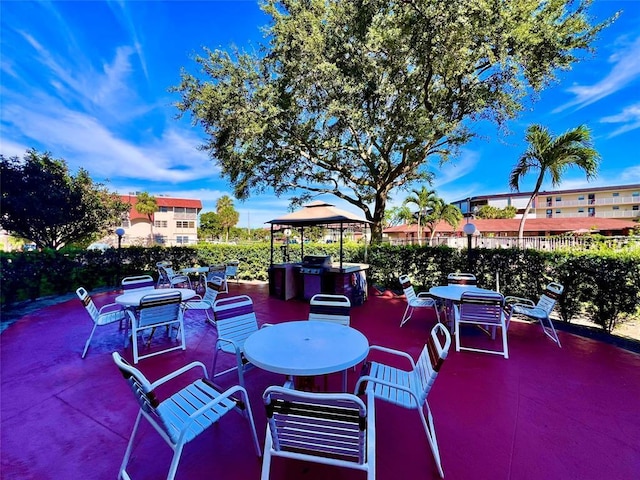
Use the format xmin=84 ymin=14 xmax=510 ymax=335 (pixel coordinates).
xmin=537 ymin=195 xmax=640 ymax=209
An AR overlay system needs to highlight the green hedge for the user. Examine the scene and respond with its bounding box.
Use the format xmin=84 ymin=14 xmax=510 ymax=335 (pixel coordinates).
xmin=1 ymin=243 xmax=638 ymax=333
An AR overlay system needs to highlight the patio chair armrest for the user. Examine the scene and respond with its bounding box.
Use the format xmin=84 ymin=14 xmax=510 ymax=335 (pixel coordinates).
xmin=416 ymin=292 xmax=437 ymax=300
xmin=216 ymin=337 xmax=240 ymax=351
xmin=354 ymin=375 xmax=418 ymax=400
xmin=366 ymin=345 xmax=417 ymax=369
xmin=177 ymin=384 xmax=252 ymax=441
xmin=150 ymin=361 xmax=209 ymax=389
xmin=98 ymin=302 xmax=124 ymax=314
xmin=504 ymin=296 xmax=534 ymax=307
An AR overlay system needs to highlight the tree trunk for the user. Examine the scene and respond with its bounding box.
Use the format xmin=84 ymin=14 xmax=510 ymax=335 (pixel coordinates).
xmin=369 ymin=194 xmax=387 ymax=245
xmin=517 ymin=194 xmax=536 ymax=248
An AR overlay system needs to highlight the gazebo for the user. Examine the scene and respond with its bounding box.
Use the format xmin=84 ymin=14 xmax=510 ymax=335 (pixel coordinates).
xmin=266 ymin=201 xmax=372 ymax=303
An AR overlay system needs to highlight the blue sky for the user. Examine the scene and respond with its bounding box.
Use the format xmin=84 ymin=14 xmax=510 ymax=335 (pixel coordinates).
xmin=1 ymin=0 xmax=639 ymax=229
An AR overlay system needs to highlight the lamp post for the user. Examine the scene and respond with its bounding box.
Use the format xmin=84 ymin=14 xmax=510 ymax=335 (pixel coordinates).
xmin=115 ymin=228 xmax=125 ymax=250
xmin=463 ymin=221 xmax=477 ymax=270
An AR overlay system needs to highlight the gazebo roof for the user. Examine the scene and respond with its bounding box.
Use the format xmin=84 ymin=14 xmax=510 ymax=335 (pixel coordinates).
xmin=266 ymin=201 xmax=371 ymax=228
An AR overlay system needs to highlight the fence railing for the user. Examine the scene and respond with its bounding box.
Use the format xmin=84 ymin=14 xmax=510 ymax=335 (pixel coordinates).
xmin=387 ymin=235 xmax=640 ymax=251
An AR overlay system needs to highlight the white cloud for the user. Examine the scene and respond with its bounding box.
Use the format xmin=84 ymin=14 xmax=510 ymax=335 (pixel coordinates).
xmin=600 ymin=102 xmax=640 ymax=137
xmin=554 ymin=36 xmax=640 ymax=112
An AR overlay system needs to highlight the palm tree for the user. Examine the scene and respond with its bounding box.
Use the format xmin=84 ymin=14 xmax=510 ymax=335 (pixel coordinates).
xmin=510 ymin=124 xmax=600 ymax=245
xmin=216 ymin=195 xmax=239 ymax=243
xmin=403 ymin=187 xmax=437 ymax=246
xmin=423 ymin=198 xmax=463 ymax=245
xmin=135 ymin=192 xmax=158 ymax=244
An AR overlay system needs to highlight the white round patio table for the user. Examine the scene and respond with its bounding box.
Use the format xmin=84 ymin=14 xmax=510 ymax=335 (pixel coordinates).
xmin=115 ymin=288 xmax=197 ymax=307
xmin=429 ymin=285 xmax=498 ymax=301
xmin=243 ymin=320 xmax=369 ymax=391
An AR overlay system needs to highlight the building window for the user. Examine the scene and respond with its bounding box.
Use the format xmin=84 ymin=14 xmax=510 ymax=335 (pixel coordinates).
xmin=578 ymin=208 xmax=585 ymax=213
xmin=578 ymin=195 xmax=585 ymax=201
xmin=633 ymin=205 xmax=639 ymax=211
xmin=612 ymin=192 xmax=619 ymax=197
xmin=546 ymin=196 xmax=552 ymax=207
xmin=555 ymin=196 xmax=562 ymax=202
xmin=612 ymin=206 xmax=619 ymax=210
xmin=154 ymin=220 xmax=168 ymax=228
xmin=176 ymin=221 xmax=195 ymax=229
xmin=159 ymin=206 xmax=169 ymax=213
xmin=555 ymin=209 xmax=561 ymax=214
xmin=176 ymin=236 xmax=190 ymax=244
xmin=588 ymin=193 xmax=595 ymax=204
xmin=588 ymin=207 xmax=595 ymax=217
xmin=546 ymin=209 xmax=552 ymax=218
xmin=633 ymin=192 xmax=639 ymax=197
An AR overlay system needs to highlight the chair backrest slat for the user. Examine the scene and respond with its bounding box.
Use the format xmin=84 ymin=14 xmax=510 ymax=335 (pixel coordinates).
xmin=536 ymin=282 xmax=564 ymax=313
xmin=447 ymin=273 xmax=477 ymax=285
xmin=415 ymin=323 xmax=451 ymax=399
xmin=138 ymin=291 xmax=182 ymax=327
xmin=122 ymin=275 xmax=156 ymax=292
xmin=459 ymin=291 xmax=504 ymax=325
xmin=214 ymin=295 xmax=258 ymax=344
xmin=76 ymin=287 xmax=99 ymax=322
xmin=309 ymin=294 xmax=351 ymax=326
xmin=264 ymin=387 xmax=367 ymax=464
xmin=399 ymin=274 xmax=417 ymax=302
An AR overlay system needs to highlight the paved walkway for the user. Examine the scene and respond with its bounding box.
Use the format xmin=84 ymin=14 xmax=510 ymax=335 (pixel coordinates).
xmin=1 ymin=283 xmax=639 ymax=479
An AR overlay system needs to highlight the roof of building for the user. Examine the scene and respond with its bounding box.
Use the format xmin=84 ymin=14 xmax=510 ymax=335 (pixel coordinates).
xmin=384 ymin=217 xmax=638 ymax=235
xmin=120 ymin=194 xmax=202 ymax=220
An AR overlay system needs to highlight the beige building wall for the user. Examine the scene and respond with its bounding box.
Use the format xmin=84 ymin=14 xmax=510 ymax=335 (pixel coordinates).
xmin=535 ymin=185 xmax=640 ymax=219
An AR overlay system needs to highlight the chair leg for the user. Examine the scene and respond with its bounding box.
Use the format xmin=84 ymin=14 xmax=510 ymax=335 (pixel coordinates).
xmin=82 ymin=324 xmax=98 ymax=358
xmin=418 ymin=402 xmax=444 ymax=478
xmin=540 ymin=315 xmax=562 ymax=347
xmin=454 ymin=317 xmax=461 ymax=352
xmin=501 ymin=323 xmax=509 ymax=359
xmin=119 ymin=411 xmax=142 ymax=480
xmin=238 ymin=387 xmax=262 ymax=456
xmin=400 ymin=305 xmax=412 ymax=327
xmin=260 ymin=425 xmax=273 ymax=480
xmin=166 ymin=443 xmax=185 ymax=480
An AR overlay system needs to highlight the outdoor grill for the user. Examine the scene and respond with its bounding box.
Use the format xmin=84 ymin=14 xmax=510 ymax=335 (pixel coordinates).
xmin=300 ymin=255 xmax=332 ymax=275
xmin=300 ymin=255 xmax=332 ymax=299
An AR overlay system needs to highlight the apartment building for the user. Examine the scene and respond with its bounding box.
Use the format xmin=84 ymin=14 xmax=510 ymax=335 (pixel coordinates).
xmin=120 ymin=193 xmax=202 ymax=246
xmin=452 ymin=183 xmax=640 ymax=220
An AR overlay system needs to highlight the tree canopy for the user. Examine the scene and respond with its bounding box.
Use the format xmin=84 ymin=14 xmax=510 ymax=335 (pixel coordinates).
xmin=135 ymin=192 xmax=158 ymax=245
xmin=476 ymin=205 xmax=517 ymax=219
xmin=510 ymin=124 xmax=600 ymax=243
xmin=0 ymin=149 xmax=129 ymax=250
xmin=174 ymin=0 xmax=611 ymax=243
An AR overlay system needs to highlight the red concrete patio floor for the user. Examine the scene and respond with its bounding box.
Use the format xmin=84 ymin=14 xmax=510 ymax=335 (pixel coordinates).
xmin=1 ymin=282 xmax=639 ymax=480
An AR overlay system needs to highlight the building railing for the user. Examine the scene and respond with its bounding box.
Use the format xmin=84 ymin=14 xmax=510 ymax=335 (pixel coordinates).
xmin=548 ymin=210 xmax=639 ymax=219
xmin=387 ymin=235 xmax=640 ymax=251
xmin=173 ymin=213 xmax=198 ymax=220
xmin=536 ymin=195 xmax=640 ymax=209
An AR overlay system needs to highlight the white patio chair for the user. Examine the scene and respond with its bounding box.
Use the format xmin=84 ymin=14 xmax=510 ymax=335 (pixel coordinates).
xmin=183 ymin=277 xmax=223 ymax=324
xmin=121 ymin=275 xmax=155 ymax=292
xmin=454 ymin=290 xmax=511 ymax=359
xmin=505 ymin=282 xmax=564 ymax=347
xmin=354 ymin=323 xmax=451 ymax=478
xmin=399 ymin=274 xmax=440 ymax=327
xmin=447 ymin=272 xmax=477 ymax=285
xmin=127 ymin=290 xmax=186 ymax=363
xmin=112 ymin=352 xmax=260 ymax=480
xmin=261 ymin=386 xmax=375 ymax=480
xmin=76 ymin=287 xmax=127 ymax=358
xmin=309 ymin=293 xmax=351 ymax=325
xmin=225 ymin=260 xmax=240 ymax=284
xmin=156 ymin=262 xmax=192 ymax=289
xmin=207 ymin=264 xmax=229 ymax=294
xmin=212 ymin=295 xmax=266 ymax=388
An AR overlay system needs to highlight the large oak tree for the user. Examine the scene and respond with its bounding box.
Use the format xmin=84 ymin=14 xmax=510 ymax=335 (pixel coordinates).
xmin=174 ymin=0 xmax=611 ymax=243
xmin=0 ymin=149 xmax=129 ymax=250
